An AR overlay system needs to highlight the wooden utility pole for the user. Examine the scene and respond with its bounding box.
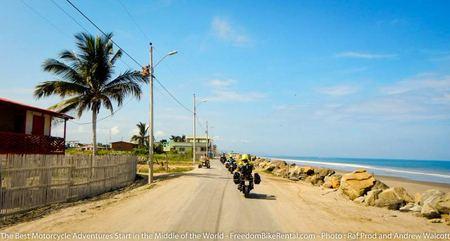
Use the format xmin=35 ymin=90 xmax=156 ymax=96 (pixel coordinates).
xmin=192 ymin=94 xmax=196 ymax=164
xmin=148 ymin=43 xmax=154 ymax=184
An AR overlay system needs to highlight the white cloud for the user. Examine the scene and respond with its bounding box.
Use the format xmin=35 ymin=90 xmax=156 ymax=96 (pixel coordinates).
xmin=336 ymin=51 xmax=397 ymax=59
xmin=317 ymin=85 xmax=359 ymax=96
xmin=314 ymin=74 xmax=450 ymax=122
xmin=155 ymin=130 xmax=166 ymax=137
xmin=205 ymin=78 xmax=265 ymax=102
xmin=110 ymin=126 xmax=120 ymax=135
xmin=208 ymin=79 xmax=235 ymax=88
xmin=211 ymin=17 xmax=250 ymax=46
xmin=207 ymin=89 xmax=265 ymax=102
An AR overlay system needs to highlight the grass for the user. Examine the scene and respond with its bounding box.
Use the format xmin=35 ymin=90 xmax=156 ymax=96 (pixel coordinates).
xmin=137 ymin=164 xmax=193 ymax=174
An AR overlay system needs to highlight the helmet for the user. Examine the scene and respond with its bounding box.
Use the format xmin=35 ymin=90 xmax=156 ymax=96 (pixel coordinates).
xmin=241 ymin=154 xmax=250 ymax=161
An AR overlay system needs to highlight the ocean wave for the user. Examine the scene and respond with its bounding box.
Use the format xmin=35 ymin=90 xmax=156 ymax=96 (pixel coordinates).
xmin=267 ymin=157 xmax=450 ymax=179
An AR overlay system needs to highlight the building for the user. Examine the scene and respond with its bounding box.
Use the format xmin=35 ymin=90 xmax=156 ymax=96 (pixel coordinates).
xmin=77 ymin=143 xmax=109 ymax=151
xmin=163 ymin=136 xmax=215 ymax=158
xmin=111 ymin=141 xmax=137 ymax=151
xmin=0 ymin=97 xmax=73 ymax=154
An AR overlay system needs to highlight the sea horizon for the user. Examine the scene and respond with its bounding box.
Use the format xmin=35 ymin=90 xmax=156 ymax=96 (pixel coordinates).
xmin=263 ymin=155 xmax=450 ymax=185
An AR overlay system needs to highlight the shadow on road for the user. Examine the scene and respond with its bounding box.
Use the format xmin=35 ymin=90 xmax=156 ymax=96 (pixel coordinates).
xmin=246 ymin=193 xmax=277 ymax=200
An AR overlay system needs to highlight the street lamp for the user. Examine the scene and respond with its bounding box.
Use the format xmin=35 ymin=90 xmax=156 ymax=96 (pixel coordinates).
xmin=145 ymin=43 xmax=178 ymax=184
xmin=192 ymin=95 xmax=207 ymax=164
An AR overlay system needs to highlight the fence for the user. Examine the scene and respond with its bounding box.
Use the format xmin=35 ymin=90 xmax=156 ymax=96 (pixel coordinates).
xmin=0 ymin=154 xmax=137 ymax=216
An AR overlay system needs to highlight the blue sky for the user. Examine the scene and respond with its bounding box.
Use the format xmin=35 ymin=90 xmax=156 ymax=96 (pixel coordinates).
xmin=1 ymin=0 xmax=450 ymax=160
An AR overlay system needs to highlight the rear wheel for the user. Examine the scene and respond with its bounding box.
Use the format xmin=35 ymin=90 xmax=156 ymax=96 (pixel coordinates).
xmin=243 ymin=186 xmax=250 ymax=198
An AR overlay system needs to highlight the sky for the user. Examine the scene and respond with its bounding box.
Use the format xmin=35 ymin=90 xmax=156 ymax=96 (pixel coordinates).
xmin=1 ymin=0 xmax=450 ymax=160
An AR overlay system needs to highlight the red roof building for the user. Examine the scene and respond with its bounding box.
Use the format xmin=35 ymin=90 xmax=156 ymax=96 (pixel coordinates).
xmin=0 ymin=97 xmax=73 ymax=154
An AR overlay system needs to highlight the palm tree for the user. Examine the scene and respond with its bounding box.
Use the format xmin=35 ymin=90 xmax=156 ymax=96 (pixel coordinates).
xmin=34 ymin=32 xmax=147 ymax=156
xmin=131 ymin=122 xmax=148 ymax=148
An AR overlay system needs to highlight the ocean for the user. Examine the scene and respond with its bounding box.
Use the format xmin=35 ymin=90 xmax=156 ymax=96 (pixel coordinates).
xmin=266 ymin=156 xmax=450 ymax=185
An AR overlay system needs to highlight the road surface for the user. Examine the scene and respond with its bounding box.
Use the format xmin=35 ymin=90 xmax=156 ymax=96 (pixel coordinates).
xmin=2 ymin=159 xmax=448 ymax=240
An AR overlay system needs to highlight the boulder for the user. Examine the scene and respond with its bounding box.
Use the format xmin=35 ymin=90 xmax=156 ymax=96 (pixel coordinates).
xmin=421 ymin=203 xmax=441 ymax=219
xmin=339 ymin=169 xmax=376 ymax=200
xmin=316 ymin=168 xmax=335 ymax=178
xmin=288 ymin=166 xmax=302 ymax=181
xmin=305 ymin=174 xmax=324 ymax=186
xmin=272 ymin=166 xmax=289 ymax=177
xmin=414 ymin=193 xmax=422 ymax=205
xmin=372 ymin=180 xmax=389 ymax=190
xmin=399 ymin=203 xmax=422 ymax=212
xmin=354 ymin=196 xmax=365 ymax=204
xmin=301 ymin=166 xmax=315 ymax=176
xmin=323 ymin=174 xmax=342 ymax=189
xmin=420 ymin=189 xmax=449 ymax=216
xmin=375 ymin=187 xmax=414 ymax=210
xmin=364 ymin=189 xmax=383 ymax=206
xmin=264 ymin=164 xmax=276 ymax=172
xmin=436 ymin=193 xmax=450 ymax=214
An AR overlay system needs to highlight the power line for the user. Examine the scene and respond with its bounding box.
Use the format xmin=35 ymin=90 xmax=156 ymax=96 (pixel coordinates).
xmin=63 ymin=0 xmax=193 ymax=115
xmin=65 ymin=0 xmax=144 ymax=68
xmin=116 ymin=0 xmax=150 ymax=41
xmin=153 ymin=76 xmax=193 ymax=113
xmin=21 ymin=0 xmax=68 ymax=37
xmin=69 ymin=97 xmax=135 ymax=125
xmin=50 ymin=0 xmax=133 ymax=71
xmin=49 ymin=0 xmax=89 ymax=32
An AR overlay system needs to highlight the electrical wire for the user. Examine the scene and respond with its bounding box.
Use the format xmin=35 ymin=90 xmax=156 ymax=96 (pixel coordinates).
xmin=65 ymin=0 xmax=144 ymax=68
xmin=153 ymin=76 xmax=193 ymax=113
xmin=116 ymin=0 xmax=150 ymax=41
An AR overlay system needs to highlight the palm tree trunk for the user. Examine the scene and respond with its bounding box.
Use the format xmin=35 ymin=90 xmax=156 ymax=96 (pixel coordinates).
xmin=92 ymin=110 xmax=97 ymax=156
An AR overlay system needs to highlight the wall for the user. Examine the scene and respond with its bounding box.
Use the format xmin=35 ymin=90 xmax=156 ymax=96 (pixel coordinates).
xmin=25 ymin=111 xmax=51 ymax=136
xmin=0 ymin=154 xmax=137 ymax=216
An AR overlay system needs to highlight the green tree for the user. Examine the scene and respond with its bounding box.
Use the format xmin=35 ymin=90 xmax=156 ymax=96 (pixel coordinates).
xmin=131 ymin=122 xmax=149 ymax=148
xmin=34 ymin=32 xmax=147 ymax=156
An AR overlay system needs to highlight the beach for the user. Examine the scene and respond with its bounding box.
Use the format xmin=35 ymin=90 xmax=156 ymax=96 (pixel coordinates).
xmin=370 ymin=175 xmax=450 ymax=194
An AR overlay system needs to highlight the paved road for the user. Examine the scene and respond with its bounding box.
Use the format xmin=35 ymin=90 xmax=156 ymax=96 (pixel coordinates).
xmin=3 ymin=159 xmax=449 ymax=241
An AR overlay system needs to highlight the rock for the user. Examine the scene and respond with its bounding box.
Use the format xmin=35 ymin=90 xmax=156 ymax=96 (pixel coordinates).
xmin=301 ymin=166 xmax=315 ymax=176
xmin=323 ymin=174 xmax=342 ymax=189
xmin=428 ymin=218 xmax=442 ymax=223
xmin=364 ymin=189 xmax=383 ymax=206
xmin=375 ymin=187 xmax=414 ymax=210
xmin=288 ymin=166 xmax=302 ymax=181
xmin=339 ymin=169 xmax=376 ymax=200
xmin=421 ymin=203 xmax=441 ymax=219
xmin=420 ymin=189 xmax=449 ymax=216
xmin=421 ymin=189 xmax=444 ymax=204
xmin=264 ymin=164 xmax=276 ymax=172
xmin=436 ymin=193 xmax=450 ymax=214
xmin=372 ymin=180 xmax=389 ymax=191
xmin=305 ymin=174 xmax=324 ymax=186
xmin=354 ymin=196 xmax=365 ymax=204
xmin=272 ymin=166 xmax=289 ymax=177
xmin=414 ymin=193 xmax=422 ymax=205
xmin=316 ymin=168 xmax=335 ymax=178
xmin=441 ymin=214 xmax=450 ymax=225
xmin=399 ymin=203 xmax=422 ymax=212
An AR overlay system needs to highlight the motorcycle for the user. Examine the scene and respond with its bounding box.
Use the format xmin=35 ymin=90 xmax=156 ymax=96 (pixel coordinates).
xmin=228 ymin=161 xmax=237 ymax=174
xmin=233 ymin=172 xmax=261 ymax=198
xmin=220 ymin=156 xmax=227 ymax=164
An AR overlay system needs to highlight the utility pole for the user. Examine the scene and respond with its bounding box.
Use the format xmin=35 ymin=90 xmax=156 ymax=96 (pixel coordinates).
xmin=192 ymin=94 xmax=196 ymax=164
xmin=148 ymin=43 xmax=154 ymax=184
xmin=205 ymin=120 xmax=209 ymax=158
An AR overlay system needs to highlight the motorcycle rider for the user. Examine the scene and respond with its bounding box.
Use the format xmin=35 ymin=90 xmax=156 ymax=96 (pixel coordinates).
xmin=237 ymin=154 xmax=254 ymax=177
xmin=236 ymin=154 xmax=254 ymax=191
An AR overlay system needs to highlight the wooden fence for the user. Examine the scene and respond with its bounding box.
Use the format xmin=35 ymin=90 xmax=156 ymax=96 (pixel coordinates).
xmin=0 ymin=154 xmax=137 ymax=216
